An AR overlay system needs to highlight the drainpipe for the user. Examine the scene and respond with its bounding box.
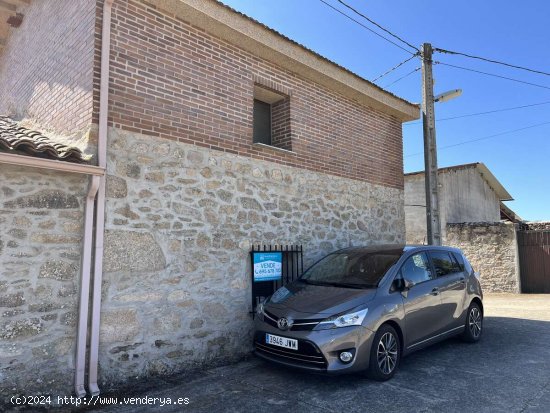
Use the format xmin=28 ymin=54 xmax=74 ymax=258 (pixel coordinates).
xmin=74 ymin=175 xmax=101 ymax=398
xmin=87 ymin=0 xmax=115 ymax=396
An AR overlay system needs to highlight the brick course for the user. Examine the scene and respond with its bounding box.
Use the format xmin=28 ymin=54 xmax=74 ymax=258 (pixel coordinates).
xmin=107 ymin=0 xmax=404 ymax=189
xmin=0 ymin=0 xmax=97 ymax=136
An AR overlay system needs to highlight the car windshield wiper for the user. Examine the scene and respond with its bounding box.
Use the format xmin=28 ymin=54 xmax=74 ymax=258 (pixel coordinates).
xmin=299 ymin=279 xmax=330 ymax=286
xmin=325 ymin=282 xmax=372 ymax=289
xmin=300 ymin=279 xmax=371 ymax=289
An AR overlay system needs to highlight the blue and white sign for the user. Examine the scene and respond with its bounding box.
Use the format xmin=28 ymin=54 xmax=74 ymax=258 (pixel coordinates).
xmin=253 ymin=252 xmax=282 ymax=282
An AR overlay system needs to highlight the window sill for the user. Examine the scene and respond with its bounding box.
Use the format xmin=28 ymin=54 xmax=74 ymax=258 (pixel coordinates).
xmin=252 ymin=142 xmax=297 ymax=156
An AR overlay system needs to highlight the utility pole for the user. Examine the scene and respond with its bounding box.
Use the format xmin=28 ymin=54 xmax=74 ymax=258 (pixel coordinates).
xmin=421 ymin=43 xmax=442 ymax=246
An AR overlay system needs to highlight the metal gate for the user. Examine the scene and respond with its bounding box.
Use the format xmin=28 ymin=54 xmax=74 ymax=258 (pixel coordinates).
xmin=250 ymin=244 xmax=304 ymax=316
xmin=517 ymin=230 xmax=550 ymax=293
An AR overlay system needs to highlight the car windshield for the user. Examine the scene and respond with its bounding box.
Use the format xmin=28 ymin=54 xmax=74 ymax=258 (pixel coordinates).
xmin=300 ymin=251 xmax=401 ymax=288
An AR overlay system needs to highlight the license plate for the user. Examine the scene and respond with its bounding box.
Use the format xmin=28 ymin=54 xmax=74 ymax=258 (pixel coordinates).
xmin=266 ymin=333 xmax=298 ymax=350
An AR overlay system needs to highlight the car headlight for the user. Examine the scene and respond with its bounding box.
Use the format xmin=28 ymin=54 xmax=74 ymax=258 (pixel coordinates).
xmin=314 ymin=308 xmax=368 ymax=330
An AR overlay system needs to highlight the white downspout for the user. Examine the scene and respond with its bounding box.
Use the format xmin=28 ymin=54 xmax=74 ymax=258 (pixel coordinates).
xmin=74 ymin=175 xmax=100 ymax=398
xmin=88 ymin=0 xmax=115 ymax=396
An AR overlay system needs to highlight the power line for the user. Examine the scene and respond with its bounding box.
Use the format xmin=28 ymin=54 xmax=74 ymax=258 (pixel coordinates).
xmin=404 ymin=100 xmax=550 ymax=125
xmin=434 ymin=47 xmax=550 ymax=77
xmin=383 ymin=67 xmax=420 ymax=88
xmin=334 ymin=0 xmax=419 ymax=53
xmin=372 ymin=53 xmax=419 ymax=82
xmin=436 ymin=62 xmax=550 ymax=91
xmin=318 ymin=0 xmax=416 ymax=55
xmin=405 ymin=120 xmax=550 ymax=157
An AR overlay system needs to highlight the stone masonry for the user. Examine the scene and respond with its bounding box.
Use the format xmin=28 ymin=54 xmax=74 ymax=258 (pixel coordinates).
xmin=446 ymin=222 xmax=520 ymax=293
xmin=0 ymin=0 xmax=414 ymax=398
xmin=97 ymin=127 xmax=405 ymax=386
xmin=0 ymin=165 xmax=87 ymax=396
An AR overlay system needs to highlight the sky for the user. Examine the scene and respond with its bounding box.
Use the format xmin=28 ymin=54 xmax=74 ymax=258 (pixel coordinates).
xmin=220 ymin=0 xmax=550 ymax=221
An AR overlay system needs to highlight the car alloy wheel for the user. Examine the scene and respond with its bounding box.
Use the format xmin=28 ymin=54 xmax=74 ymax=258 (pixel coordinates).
xmin=462 ymin=302 xmax=483 ymax=343
xmin=377 ymin=331 xmax=398 ymax=375
xmin=468 ymin=307 xmax=482 ymax=339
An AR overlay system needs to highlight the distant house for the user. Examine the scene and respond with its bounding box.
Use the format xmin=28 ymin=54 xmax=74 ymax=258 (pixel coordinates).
xmin=405 ymin=163 xmax=513 ymax=244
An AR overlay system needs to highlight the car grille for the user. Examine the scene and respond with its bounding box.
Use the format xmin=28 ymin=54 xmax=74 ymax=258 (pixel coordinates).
xmin=254 ymin=331 xmax=328 ymax=369
xmin=263 ymin=310 xmax=324 ymax=331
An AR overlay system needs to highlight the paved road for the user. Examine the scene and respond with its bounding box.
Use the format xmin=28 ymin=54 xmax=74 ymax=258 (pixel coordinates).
xmin=89 ymin=294 xmax=550 ymax=412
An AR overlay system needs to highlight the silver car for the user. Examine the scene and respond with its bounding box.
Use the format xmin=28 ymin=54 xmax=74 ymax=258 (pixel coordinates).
xmin=254 ymin=245 xmax=483 ymax=380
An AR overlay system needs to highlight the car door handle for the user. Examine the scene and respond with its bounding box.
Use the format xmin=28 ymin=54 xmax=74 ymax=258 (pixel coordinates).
xmin=431 ymin=287 xmax=440 ymax=296
xmin=459 ymin=277 xmax=466 ymax=284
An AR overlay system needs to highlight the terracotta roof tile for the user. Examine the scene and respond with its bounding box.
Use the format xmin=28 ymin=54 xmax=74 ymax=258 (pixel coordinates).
xmin=0 ymin=116 xmax=90 ymax=164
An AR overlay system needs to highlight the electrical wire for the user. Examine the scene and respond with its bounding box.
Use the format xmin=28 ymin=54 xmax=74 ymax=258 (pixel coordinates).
xmin=372 ymin=53 xmax=420 ymax=82
xmin=434 ymin=47 xmax=550 ymax=77
xmin=383 ymin=67 xmax=421 ymax=88
xmin=318 ymin=0 xmax=416 ymax=55
xmin=405 ymin=120 xmax=550 ymax=157
xmin=436 ymin=62 xmax=550 ymax=91
xmin=335 ymin=0 xmax=419 ymax=53
xmin=404 ymin=100 xmax=550 ymax=125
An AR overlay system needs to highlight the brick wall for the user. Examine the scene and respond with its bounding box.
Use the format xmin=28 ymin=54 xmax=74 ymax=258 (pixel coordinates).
xmin=271 ymin=97 xmax=292 ymax=151
xmin=107 ymin=0 xmax=404 ymax=189
xmin=0 ymin=0 xmax=96 ymax=136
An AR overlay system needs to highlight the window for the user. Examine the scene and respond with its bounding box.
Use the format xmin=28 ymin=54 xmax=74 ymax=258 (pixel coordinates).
xmin=253 ymin=99 xmax=271 ymax=145
xmin=429 ymin=251 xmax=462 ymax=277
xmin=400 ymin=253 xmax=433 ymax=286
xmin=253 ymin=85 xmax=291 ymax=151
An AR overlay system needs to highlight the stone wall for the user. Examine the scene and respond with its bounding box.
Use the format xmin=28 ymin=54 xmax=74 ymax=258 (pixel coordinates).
xmin=0 ymin=165 xmax=87 ymax=396
xmin=446 ymin=222 xmax=520 ymax=293
xmin=98 ymin=127 xmax=405 ymax=386
xmin=524 ymin=222 xmax=550 ymax=231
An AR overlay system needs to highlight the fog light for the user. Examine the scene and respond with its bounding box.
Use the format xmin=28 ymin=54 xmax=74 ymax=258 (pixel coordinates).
xmin=339 ymin=351 xmax=353 ymax=363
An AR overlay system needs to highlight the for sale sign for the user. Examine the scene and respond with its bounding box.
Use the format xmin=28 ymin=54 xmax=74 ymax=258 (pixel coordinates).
xmin=253 ymin=252 xmax=282 ymax=282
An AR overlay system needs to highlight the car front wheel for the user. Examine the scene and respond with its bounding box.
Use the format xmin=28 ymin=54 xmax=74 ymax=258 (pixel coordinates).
xmin=366 ymin=324 xmax=400 ymax=381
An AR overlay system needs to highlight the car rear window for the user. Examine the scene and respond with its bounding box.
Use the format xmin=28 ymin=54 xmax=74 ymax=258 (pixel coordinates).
xmin=452 ymin=252 xmax=465 ymax=271
xmin=429 ymin=251 xmax=462 ymax=276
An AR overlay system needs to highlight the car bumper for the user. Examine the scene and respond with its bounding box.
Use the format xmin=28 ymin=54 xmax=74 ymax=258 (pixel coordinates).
xmin=253 ymin=317 xmax=375 ymax=374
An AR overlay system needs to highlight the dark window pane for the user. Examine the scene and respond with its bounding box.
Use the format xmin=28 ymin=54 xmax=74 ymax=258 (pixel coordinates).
xmin=452 ymin=252 xmax=465 ymax=271
xmin=430 ymin=251 xmax=461 ymax=277
xmin=301 ymin=251 xmax=401 ymax=288
xmin=253 ymin=99 xmax=271 ymax=145
xmin=401 ymin=253 xmax=433 ymax=286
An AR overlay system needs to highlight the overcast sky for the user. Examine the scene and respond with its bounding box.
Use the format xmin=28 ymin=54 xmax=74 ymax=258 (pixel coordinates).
xmin=221 ymin=0 xmax=550 ymax=221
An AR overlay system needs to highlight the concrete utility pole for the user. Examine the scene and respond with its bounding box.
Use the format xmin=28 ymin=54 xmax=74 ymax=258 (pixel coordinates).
xmin=421 ymin=43 xmax=442 ymax=246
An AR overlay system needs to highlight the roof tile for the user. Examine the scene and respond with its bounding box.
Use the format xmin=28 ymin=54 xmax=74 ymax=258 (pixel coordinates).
xmin=0 ymin=116 xmax=90 ymax=164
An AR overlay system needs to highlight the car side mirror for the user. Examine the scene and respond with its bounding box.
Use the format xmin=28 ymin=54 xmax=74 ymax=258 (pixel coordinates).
xmin=392 ymin=278 xmax=404 ymax=291
xmin=393 ymin=277 xmax=412 ymax=292
xmin=400 ymin=278 xmax=413 ymax=297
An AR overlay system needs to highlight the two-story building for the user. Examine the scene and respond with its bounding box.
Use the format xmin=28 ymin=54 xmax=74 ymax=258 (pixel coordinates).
xmin=0 ymin=0 xmax=418 ymax=397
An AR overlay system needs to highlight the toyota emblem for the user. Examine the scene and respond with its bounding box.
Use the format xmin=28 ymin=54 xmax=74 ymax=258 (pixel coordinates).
xmin=277 ymin=317 xmax=291 ymax=330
